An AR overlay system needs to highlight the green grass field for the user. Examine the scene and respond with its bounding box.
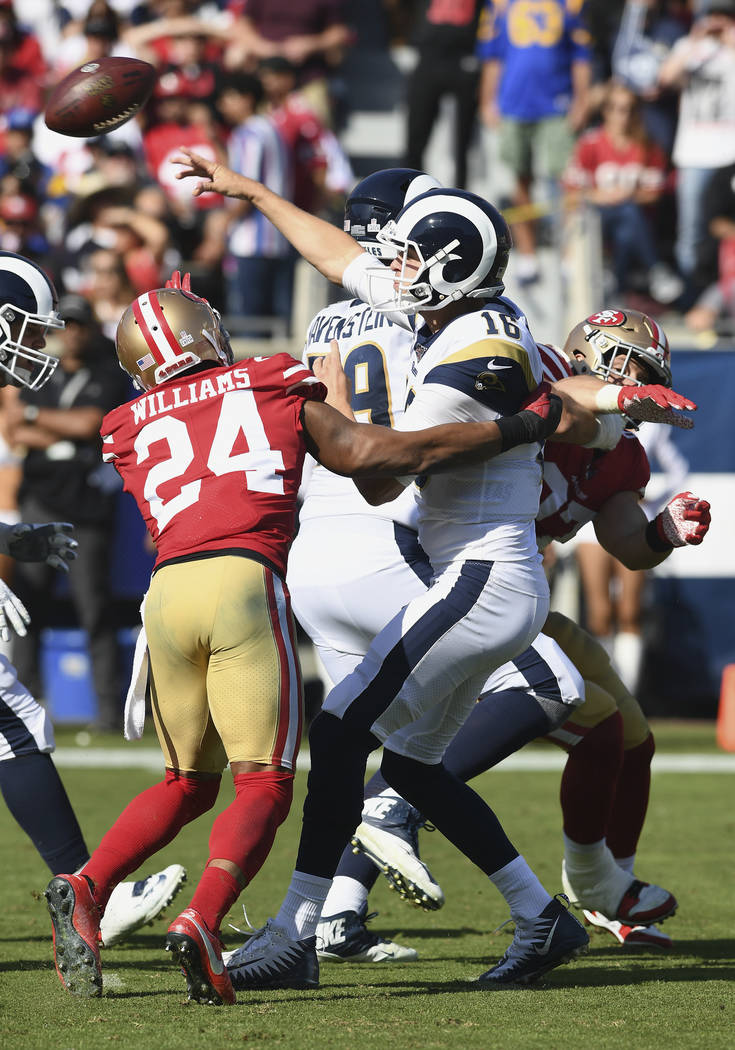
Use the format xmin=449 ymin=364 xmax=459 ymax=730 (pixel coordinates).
xmin=1 ymin=721 xmax=733 ymax=1050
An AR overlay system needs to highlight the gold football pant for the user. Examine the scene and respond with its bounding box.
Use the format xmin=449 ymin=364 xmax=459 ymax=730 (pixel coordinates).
xmin=543 ymin=611 xmax=650 ymax=749
xmin=144 ymin=555 xmax=303 ymax=774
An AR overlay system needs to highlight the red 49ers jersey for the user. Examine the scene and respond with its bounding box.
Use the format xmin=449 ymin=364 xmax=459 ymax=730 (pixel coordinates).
xmin=101 ymin=354 xmax=325 ymax=577
xmin=534 ymin=343 xmax=650 ymax=546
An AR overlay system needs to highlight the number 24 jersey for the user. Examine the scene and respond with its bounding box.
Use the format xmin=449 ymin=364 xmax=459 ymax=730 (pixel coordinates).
xmin=101 ymin=354 xmax=325 ymax=578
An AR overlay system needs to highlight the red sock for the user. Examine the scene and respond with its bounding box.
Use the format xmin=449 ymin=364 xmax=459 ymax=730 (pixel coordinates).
xmin=605 ymin=733 xmax=655 ymax=859
xmin=560 ymin=712 xmax=624 ymax=844
xmin=188 ymin=866 xmax=241 ymax=935
xmin=83 ymin=770 xmax=220 ymax=909
xmin=194 ymin=770 xmax=293 ymax=932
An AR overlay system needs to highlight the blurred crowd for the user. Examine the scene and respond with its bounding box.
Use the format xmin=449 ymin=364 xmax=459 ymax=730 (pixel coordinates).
xmin=0 ymin=0 xmax=732 ymax=338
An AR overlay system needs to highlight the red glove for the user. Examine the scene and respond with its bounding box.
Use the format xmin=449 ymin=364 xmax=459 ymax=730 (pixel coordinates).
xmin=497 ymin=382 xmax=562 ymax=451
xmin=653 ymin=491 xmax=711 ymax=547
xmin=617 ymin=385 xmax=696 ymax=413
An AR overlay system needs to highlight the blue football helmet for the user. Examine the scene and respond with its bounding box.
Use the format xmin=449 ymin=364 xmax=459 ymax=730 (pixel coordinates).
xmin=369 ymin=188 xmax=513 ymax=314
xmin=343 ymin=168 xmax=441 ymax=261
xmin=0 ymin=251 xmax=62 ymax=389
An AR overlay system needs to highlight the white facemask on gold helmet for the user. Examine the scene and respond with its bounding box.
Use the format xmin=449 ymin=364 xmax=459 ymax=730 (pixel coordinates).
xmin=563 ymin=308 xmax=672 ymax=388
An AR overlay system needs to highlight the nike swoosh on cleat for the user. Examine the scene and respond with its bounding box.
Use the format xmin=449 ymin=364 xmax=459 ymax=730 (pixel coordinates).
xmin=532 ymin=918 xmax=560 ymax=955
xmin=189 ymin=916 xmax=224 ymax=974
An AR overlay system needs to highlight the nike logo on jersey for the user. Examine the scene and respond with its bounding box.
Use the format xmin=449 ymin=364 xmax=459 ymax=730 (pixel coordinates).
xmin=533 ymin=918 xmax=560 ymax=955
xmin=485 ymin=359 xmax=513 ymax=371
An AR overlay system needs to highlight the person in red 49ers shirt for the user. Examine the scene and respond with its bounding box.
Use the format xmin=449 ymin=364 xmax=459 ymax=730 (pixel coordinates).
xmin=44 ymin=278 xmax=562 ymax=1005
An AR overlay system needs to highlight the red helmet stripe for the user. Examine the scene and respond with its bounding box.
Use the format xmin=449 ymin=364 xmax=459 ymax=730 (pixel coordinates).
xmin=132 ymin=295 xmax=165 ymax=365
xmin=147 ymin=289 xmax=187 ymax=359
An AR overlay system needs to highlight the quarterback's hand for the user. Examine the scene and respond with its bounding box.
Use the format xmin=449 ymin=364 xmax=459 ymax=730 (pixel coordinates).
xmin=654 ymin=491 xmax=711 ymax=547
xmin=6 ymin=522 xmax=78 ymax=571
xmin=173 ymin=148 xmax=250 ymax=200
xmin=0 ymin=580 xmax=30 ymax=641
xmin=617 ymin=384 xmax=696 ymax=428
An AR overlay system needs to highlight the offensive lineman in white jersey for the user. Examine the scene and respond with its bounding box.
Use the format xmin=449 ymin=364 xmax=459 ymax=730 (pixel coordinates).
xmin=174 ymin=152 xmax=600 ymax=988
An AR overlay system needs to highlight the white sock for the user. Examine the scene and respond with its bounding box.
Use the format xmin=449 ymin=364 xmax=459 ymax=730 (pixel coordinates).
xmin=490 ymin=855 xmax=552 ymax=921
xmin=321 ymin=876 xmax=369 ymax=918
xmin=612 ymin=631 xmax=643 ymax=692
xmin=563 ymin=834 xmax=607 ymax=867
xmin=274 ymin=871 xmax=332 ymax=940
xmin=615 ymin=854 xmax=636 ymax=876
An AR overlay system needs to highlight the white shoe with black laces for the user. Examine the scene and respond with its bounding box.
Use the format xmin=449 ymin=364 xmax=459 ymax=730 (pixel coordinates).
xmin=316 ymin=905 xmax=417 ymax=963
xmin=99 ymin=864 xmax=187 ymax=946
xmin=223 ymin=918 xmax=319 ymax=990
xmin=477 ymin=894 xmax=589 ymax=986
xmin=352 ymin=793 xmax=444 ymax=911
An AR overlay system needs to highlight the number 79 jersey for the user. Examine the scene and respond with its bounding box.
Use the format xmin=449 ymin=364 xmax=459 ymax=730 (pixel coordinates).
xmin=101 ymin=354 xmax=326 ymax=578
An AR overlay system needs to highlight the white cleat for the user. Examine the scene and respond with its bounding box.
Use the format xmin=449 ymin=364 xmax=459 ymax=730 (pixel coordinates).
xmin=99 ymin=864 xmax=187 ymax=946
xmin=352 ymin=794 xmax=444 ymax=911
xmin=562 ymin=857 xmax=676 ymax=926
xmin=316 ymin=906 xmax=417 ymax=963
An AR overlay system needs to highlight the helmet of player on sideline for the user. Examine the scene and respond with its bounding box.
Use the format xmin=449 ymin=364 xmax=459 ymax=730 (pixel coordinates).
xmin=343 ymin=168 xmax=441 ymax=262
xmin=563 ymin=308 xmax=672 ymax=388
xmin=369 ymin=188 xmax=513 ymax=314
xmin=0 ymin=251 xmax=63 ymax=389
xmin=116 ymin=287 xmax=234 ymax=391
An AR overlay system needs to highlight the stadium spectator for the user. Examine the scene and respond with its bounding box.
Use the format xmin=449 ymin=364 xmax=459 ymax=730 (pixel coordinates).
xmin=476 ymin=0 xmax=593 ymax=286
xmin=563 ymin=79 xmax=683 ymax=304
xmin=52 ymin=4 xmax=120 ymax=78
xmin=685 ymin=162 xmax=735 ymax=336
xmin=611 ymin=0 xmax=687 ymax=155
xmin=0 ymin=109 xmax=52 ymax=202
xmin=658 ymin=0 xmax=735 ymax=305
xmin=404 ymin=0 xmax=483 ymax=190
xmin=225 ymin=0 xmax=353 ymax=124
xmin=6 ymin=292 xmax=131 ymax=732
xmin=259 ymin=56 xmax=329 ymax=213
xmin=0 ymin=192 xmax=48 ymax=269
xmin=213 ymin=71 xmax=294 ymax=331
xmin=0 ymin=24 xmax=44 ymax=117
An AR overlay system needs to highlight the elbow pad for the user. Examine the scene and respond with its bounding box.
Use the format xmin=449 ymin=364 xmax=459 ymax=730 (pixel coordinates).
xmin=584 ymin=414 xmax=626 ymax=450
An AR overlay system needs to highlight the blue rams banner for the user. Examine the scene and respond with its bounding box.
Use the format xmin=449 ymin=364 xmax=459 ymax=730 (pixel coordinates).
xmin=641 ymin=349 xmax=735 ymax=717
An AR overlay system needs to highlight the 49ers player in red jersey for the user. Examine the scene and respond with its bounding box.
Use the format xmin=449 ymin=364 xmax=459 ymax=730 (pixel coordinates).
xmin=43 ymin=279 xmax=562 ymax=1004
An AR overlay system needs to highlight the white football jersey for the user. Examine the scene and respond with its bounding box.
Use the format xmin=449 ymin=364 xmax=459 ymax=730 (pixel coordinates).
xmin=398 ymin=300 xmax=544 ymax=571
xmin=299 ymin=296 xmax=418 ymax=529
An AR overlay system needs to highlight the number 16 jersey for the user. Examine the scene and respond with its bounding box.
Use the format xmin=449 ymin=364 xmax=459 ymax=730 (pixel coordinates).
xmin=101 ymin=354 xmax=325 ymax=578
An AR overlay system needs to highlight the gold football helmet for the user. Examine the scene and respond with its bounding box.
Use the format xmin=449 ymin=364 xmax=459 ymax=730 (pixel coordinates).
xmin=563 ymin=308 xmax=671 ymax=388
xmin=116 ymin=287 xmax=233 ymax=391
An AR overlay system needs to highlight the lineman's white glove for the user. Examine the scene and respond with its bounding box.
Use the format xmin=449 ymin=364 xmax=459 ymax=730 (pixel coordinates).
xmin=0 ymin=580 xmax=30 ymax=641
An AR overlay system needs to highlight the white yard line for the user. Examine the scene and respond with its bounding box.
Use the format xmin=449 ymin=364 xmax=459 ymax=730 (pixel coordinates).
xmin=53 ymin=748 xmax=735 ymax=774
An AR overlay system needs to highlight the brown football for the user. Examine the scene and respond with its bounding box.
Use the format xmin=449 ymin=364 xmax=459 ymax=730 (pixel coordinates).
xmin=45 ymin=57 xmax=156 ymax=138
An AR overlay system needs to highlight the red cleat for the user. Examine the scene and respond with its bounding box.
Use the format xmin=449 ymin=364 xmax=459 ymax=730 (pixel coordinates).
xmin=165 ymin=908 xmax=235 ymax=1005
xmin=584 ymin=910 xmax=673 ymax=950
xmin=45 ymin=874 xmax=102 ymax=997
xmin=614 ymin=880 xmax=677 ymax=926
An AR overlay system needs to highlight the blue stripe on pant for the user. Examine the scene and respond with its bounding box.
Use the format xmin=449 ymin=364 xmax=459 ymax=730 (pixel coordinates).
xmin=511 ymin=645 xmax=563 ymax=704
xmin=341 ymin=560 xmax=494 ymax=732
xmin=0 ymin=696 xmax=40 ymax=758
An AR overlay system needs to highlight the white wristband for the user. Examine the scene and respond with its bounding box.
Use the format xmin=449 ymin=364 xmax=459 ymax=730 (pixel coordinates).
xmin=592 ymin=385 xmax=621 ymax=413
xmin=584 ymin=413 xmax=626 ymax=450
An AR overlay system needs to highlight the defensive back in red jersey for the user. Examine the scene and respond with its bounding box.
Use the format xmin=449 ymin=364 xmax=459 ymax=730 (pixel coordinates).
xmin=102 ymin=353 xmax=325 ymax=577
xmin=534 ymin=342 xmax=651 ymax=546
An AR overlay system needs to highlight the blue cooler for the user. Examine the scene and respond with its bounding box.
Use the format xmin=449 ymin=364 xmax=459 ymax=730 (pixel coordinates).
xmin=41 ymin=627 xmax=142 ymax=723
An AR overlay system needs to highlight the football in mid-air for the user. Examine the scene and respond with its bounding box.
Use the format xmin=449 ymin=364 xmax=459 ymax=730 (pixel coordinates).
xmin=45 ymin=57 xmax=156 ymax=138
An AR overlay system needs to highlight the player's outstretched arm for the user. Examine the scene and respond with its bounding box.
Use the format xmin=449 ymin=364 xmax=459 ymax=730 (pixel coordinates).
xmin=0 ymin=521 xmax=78 ymax=572
xmin=302 ymin=386 xmax=562 ymax=501
xmin=173 ymin=149 xmax=362 ymax=285
xmin=594 ymin=489 xmax=711 ymax=570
